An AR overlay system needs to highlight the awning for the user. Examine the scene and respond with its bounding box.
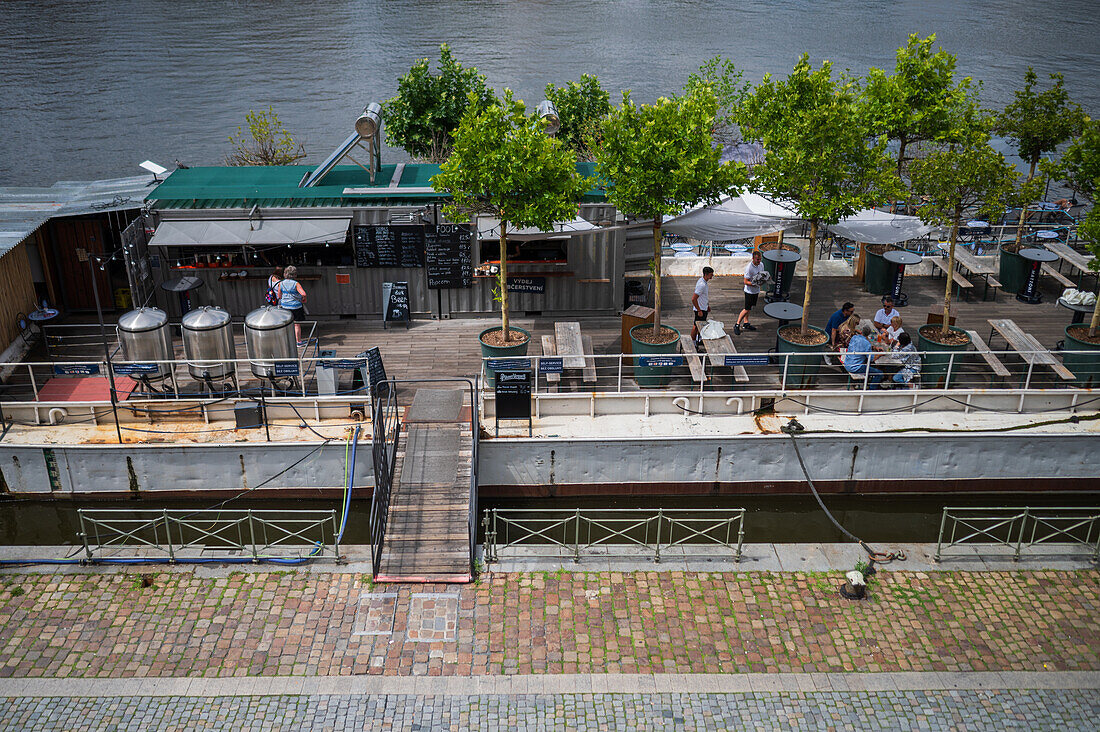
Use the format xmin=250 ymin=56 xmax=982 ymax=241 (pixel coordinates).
xmin=477 ymin=216 xmax=599 ymax=241
xmin=148 ymin=217 xmax=352 ymax=247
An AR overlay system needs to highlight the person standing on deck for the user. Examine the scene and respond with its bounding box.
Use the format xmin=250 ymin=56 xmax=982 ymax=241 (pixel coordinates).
xmin=734 ymin=250 xmax=764 ymax=336
xmin=278 ymin=265 xmax=308 ymax=345
xmin=691 ymin=266 xmax=714 ymax=347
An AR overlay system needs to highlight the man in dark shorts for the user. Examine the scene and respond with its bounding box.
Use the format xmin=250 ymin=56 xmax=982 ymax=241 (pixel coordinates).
xmin=735 ymin=250 xmax=764 ymax=336
xmin=691 ymin=266 xmax=714 ymax=346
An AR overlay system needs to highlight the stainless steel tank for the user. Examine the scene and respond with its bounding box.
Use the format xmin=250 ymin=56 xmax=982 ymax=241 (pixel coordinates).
xmin=181 ymin=306 xmax=235 ymax=381
xmin=244 ymin=306 xmax=296 ymax=378
xmin=116 ymin=307 xmax=173 ymax=381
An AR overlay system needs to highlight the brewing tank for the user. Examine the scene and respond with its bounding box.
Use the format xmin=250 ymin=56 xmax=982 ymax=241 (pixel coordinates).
xmin=244 ymin=306 xmax=296 ymax=378
xmin=181 ymin=306 xmax=235 ymax=380
xmin=116 ymin=307 xmax=173 ymax=382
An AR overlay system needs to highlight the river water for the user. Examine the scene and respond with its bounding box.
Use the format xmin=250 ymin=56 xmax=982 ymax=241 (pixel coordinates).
xmin=2 ymin=0 xmax=1098 ymax=185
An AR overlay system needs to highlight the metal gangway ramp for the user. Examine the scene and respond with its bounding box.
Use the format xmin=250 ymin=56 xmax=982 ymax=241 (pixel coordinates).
xmin=373 ymin=383 xmax=477 ymax=583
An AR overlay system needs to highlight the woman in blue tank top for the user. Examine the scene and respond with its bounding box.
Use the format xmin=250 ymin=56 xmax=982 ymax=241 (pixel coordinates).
xmin=278 ymin=265 xmax=308 ymax=344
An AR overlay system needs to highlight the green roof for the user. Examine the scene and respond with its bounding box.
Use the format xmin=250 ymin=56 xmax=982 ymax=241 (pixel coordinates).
xmin=147 ymin=163 xmax=606 ymax=210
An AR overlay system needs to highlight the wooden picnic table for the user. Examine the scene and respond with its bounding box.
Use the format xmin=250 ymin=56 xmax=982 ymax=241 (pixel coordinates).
xmin=701 ymin=328 xmax=750 ymax=383
xmin=554 ymin=321 xmax=585 ymax=370
xmin=950 ymin=247 xmax=1001 ymax=300
xmin=1044 ymin=240 xmax=1093 ymax=277
xmin=987 ymin=318 xmax=1075 ymax=381
xmin=678 ymin=335 xmax=708 ymax=383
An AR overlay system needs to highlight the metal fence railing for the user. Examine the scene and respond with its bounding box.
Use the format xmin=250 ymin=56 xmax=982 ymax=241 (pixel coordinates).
xmin=77 ymin=509 xmax=341 ymax=562
xmin=482 ymin=508 xmax=746 ymax=563
xmin=934 ymin=506 xmax=1100 ymax=562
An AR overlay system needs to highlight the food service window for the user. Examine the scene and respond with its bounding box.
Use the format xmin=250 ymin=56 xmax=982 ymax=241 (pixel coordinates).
xmin=478 ymin=237 xmax=568 ymax=264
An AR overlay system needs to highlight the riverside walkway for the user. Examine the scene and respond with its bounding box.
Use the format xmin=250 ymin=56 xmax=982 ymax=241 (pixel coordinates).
xmin=0 ymin=565 xmax=1097 ymax=729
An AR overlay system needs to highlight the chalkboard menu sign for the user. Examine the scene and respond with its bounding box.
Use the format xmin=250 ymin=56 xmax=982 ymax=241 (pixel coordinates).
xmin=354 ymin=225 xmax=424 ymax=268
xmin=361 ymin=347 xmax=388 ymax=398
xmin=382 ymin=281 xmax=410 ymax=328
xmin=494 ymin=370 xmax=532 ymax=436
xmin=424 ymin=223 xmax=473 ymax=289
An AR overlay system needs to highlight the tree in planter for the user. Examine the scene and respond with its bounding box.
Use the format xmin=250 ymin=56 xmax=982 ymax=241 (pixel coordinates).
xmin=431 ymin=91 xmax=590 ymax=343
xmin=383 ymin=44 xmax=495 ymax=163
xmin=543 ymin=74 xmax=612 ymax=161
xmin=225 ymin=106 xmax=306 ymax=166
xmin=595 ymin=86 xmax=746 ymax=337
xmin=739 ymin=55 xmax=901 ymax=338
xmin=996 ymin=68 xmax=1086 ymax=248
xmin=1076 ymin=202 xmax=1100 ymax=337
xmin=909 ymin=122 xmax=1041 ymax=337
xmin=861 ymin=34 xmax=973 ymax=177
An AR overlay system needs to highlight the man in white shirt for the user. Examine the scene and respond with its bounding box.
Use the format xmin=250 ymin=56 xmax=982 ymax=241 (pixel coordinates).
xmin=735 ymin=250 xmax=764 ymax=336
xmin=691 ymin=266 xmax=714 ymax=345
xmin=873 ymin=296 xmax=897 ymax=332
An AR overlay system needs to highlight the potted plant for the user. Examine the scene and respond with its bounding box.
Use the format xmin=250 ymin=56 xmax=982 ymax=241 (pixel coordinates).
xmin=595 ymin=84 xmax=746 ymax=386
xmin=1062 ymin=205 xmax=1100 ymax=384
xmin=432 ymin=91 xmax=590 ymax=385
xmin=739 ymin=55 xmax=901 ymax=382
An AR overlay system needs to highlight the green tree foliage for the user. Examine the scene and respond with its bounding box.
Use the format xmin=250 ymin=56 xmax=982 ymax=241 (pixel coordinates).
xmin=595 ymin=86 xmax=747 ymax=334
xmin=543 ymin=74 xmax=612 ymax=161
xmin=382 ymin=44 xmax=495 ymax=163
xmin=739 ymin=55 xmax=901 ymax=336
xmin=910 ymin=114 xmax=1039 ymax=335
xmin=685 ymin=56 xmax=752 ymax=145
xmin=1055 ymin=118 xmax=1100 ymax=202
xmin=1076 ymin=204 xmax=1100 ymax=335
xmin=225 ymin=107 xmax=306 ymax=166
xmin=432 ymin=91 xmax=590 ymax=342
xmin=997 ymin=68 xmax=1086 ymax=246
xmin=861 ymin=34 xmax=973 ymax=175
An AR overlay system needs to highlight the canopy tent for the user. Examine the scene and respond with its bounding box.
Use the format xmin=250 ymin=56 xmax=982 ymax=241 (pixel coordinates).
xmin=663 ymin=194 xmax=934 ymax=245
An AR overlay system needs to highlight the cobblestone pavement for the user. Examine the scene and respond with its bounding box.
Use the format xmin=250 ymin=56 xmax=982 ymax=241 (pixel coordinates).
xmin=1 ymin=570 xmax=1096 ymax=678
xmin=3 ymin=690 xmax=1098 ymax=731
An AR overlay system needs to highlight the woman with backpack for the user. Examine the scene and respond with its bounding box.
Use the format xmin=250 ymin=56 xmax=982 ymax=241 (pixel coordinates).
xmin=276 ymin=265 xmax=308 ymax=345
xmin=265 ymin=266 xmax=284 ymax=305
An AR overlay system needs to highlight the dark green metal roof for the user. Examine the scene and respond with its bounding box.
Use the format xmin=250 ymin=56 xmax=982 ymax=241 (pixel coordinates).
xmin=147 ymin=163 xmax=606 ymax=210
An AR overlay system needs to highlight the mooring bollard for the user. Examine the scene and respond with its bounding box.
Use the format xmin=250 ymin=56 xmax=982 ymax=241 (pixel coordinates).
xmin=840 ymin=570 xmax=866 ymax=600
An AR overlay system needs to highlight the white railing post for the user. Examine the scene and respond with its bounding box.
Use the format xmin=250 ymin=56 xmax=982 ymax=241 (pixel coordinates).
xmin=617 ymin=354 xmax=623 ymax=393
xmin=1023 ymin=360 xmax=1035 ymax=390
xmin=944 ymin=353 xmax=955 ymax=388
xmin=781 ymin=354 xmax=790 ymax=390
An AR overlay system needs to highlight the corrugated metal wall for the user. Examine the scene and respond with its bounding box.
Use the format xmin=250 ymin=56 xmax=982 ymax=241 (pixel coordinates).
xmin=439 ymin=226 xmax=624 ymax=317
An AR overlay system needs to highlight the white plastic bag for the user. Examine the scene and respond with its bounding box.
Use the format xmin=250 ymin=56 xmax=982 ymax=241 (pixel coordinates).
xmin=699 ymin=319 xmax=726 ymax=340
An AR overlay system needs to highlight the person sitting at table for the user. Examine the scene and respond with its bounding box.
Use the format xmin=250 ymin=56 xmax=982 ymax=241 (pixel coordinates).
xmin=891 ymin=332 xmax=921 ymax=388
xmin=843 ymin=324 xmax=883 ymax=388
xmin=825 ymin=302 xmax=855 ymax=349
xmin=873 ymin=296 xmax=897 ymax=331
xmin=885 ymin=316 xmax=904 ymax=348
xmin=836 ymin=314 xmax=861 ymax=349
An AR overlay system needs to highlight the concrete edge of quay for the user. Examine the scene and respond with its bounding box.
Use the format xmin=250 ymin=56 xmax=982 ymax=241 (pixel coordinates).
xmin=0 ymin=542 xmax=1096 ymax=575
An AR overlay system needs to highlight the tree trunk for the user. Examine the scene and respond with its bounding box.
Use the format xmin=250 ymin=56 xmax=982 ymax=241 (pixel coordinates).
xmin=652 ymin=215 xmax=662 ymax=335
xmin=941 ymin=209 xmax=961 ymax=336
xmin=800 ymin=220 xmax=817 ymax=335
xmin=500 ymin=223 xmax=510 ymax=342
xmin=1089 ymin=296 xmax=1100 ymax=339
xmin=1013 ymin=159 xmax=1038 ymax=248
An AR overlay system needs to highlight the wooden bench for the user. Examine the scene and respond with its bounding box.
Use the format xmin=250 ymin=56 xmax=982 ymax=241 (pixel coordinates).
xmin=580 ymin=335 xmax=597 ymax=384
xmin=987 ymin=319 xmax=1076 ymax=381
xmin=701 ymin=333 xmax=750 ymax=383
xmin=927 ymin=257 xmax=974 ymax=298
xmin=678 ymin=335 xmax=708 ymax=383
xmin=964 ymin=329 xmax=1011 ymax=379
xmin=540 ymin=335 xmax=560 ymax=391
xmin=1041 ymin=264 xmax=1075 ymax=289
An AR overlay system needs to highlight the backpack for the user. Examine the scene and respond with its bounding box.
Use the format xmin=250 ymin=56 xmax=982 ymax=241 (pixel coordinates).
xmin=265 ymin=281 xmax=279 ymax=306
